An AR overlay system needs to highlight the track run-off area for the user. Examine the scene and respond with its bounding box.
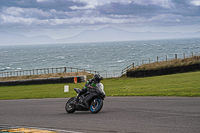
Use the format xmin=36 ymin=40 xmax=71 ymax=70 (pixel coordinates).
xmin=0 ymin=97 xmax=200 ymax=133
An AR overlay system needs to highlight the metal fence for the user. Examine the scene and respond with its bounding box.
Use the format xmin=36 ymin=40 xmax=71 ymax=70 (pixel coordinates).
xmin=0 ymin=66 xmax=122 ymax=79
xmin=122 ymin=52 xmax=198 ymax=75
xmin=0 ymin=67 xmax=98 ymax=78
xmin=98 ymin=70 xmax=122 ymax=78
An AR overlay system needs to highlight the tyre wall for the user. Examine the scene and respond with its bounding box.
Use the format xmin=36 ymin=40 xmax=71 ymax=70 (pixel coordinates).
xmin=0 ymin=76 xmax=85 ymax=86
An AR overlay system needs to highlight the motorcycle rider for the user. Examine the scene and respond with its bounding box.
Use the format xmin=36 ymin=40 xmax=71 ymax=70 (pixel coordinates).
xmin=75 ymin=74 xmax=103 ymax=108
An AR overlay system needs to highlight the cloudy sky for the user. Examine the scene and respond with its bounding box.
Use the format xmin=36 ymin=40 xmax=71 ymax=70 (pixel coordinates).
xmin=0 ymin=0 xmax=200 ymax=39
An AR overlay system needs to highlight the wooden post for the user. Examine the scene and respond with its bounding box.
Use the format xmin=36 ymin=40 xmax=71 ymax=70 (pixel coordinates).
xmin=166 ymin=55 xmax=167 ymax=61
xmin=157 ymin=56 xmax=158 ymax=62
xmin=175 ymin=54 xmax=177 ymax=59
xmin=183 ymin=53 xmax=185 ymax=59
xmin=132 ymin=63 xmax=134 ymax=68
xmin=149 ymin=58 xmax=150 ymax=63
xmin=64 ymin=67 xmax=66 ymax=73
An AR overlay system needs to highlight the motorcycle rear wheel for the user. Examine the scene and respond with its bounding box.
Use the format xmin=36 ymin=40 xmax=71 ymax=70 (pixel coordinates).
xmin=90 ymin=99 xmax=103 ymax=113
xmin=65 ymin=97 xmax=76 ymax=113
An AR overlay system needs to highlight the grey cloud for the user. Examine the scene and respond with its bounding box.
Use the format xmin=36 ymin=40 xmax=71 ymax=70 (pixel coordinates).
xmin=0 ymin=0 xmax=81 ymax=11
xmin=0 ymin=0 xmax=200 ymax=31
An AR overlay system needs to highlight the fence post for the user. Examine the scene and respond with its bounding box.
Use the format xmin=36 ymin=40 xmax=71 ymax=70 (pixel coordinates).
xmin=183 ymin=53 xmax=185 ymax=59
xmin=64 ymin=67 xmax=66 ymax=73
xmin=175 ymin=54 xmax=177 ymax=59
xmin=149 ymin=58 xmax=150 ymax=63
xmin=157 ymin=56 xmax=158 ymax=62
xmin=132 ymin=63 xmax=134 ymax=68
xmin=166 ymin=55 xmax=167 ymax=61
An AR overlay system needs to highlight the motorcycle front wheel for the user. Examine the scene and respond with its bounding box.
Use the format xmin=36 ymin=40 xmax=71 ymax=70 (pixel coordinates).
xmin=90 ymin=98 xmax=103 ymax=113
xmin=65 ymin=97 xmax=76 ymax=113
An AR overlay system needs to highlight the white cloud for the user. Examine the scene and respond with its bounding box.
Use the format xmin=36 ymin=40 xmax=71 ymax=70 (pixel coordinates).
xmin=1 ymin=7 xmax=51 ymax=18
xmin=70 ymin=0 xmax=174 ymax=10
xmin=1 ymin=14 xmax=35 ymax=25
xmin=36 ymin=0 xmax=53 ymax=3
xmin=190 ymin=0 xmax=200 ymax=6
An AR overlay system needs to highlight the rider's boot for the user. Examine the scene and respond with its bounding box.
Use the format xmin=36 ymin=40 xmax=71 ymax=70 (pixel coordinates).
xmin=75 ymin=93 xmax=80 ymax=104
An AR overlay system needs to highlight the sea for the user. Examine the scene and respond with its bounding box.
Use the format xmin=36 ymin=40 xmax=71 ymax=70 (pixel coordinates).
xmin=1 ymin=38 xmax=200 ymax=77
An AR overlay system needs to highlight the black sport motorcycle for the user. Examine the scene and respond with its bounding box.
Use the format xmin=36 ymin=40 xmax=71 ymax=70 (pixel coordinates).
xmin=65 ymin=83 xmax=105 ymax=113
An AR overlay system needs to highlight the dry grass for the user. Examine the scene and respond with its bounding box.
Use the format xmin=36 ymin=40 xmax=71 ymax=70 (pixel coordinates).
xmin=0 ymin=71 xmax=93 ymax=81
xmin=128 ymin=56 xmax=200 ymax=71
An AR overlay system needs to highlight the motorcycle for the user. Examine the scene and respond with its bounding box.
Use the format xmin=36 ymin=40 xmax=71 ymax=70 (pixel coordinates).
xmin=65 ymin=83 xmax=105 ymax=114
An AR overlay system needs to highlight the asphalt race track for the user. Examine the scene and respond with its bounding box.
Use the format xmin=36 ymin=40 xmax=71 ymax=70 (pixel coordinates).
xmin=0 ymin=97 xmax=200 ymax=133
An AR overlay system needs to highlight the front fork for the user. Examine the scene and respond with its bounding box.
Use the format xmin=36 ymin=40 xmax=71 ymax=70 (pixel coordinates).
xmin=92 ymin=98 xmax=98 ymax=105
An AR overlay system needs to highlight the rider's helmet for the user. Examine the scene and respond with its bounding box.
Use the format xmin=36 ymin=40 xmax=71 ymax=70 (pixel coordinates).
xmin=93 ymin=74 xmax=103 ymax=83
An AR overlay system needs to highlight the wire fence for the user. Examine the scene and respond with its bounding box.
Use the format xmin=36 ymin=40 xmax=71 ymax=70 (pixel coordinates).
xmin=98 ymin=70 xmax=122 ymax=78
xmin=0 ymin=67 xmax=98 ymax=78
xmin=121 ymin=52 xmax=198 ymax=75
xmin=0 ymin=66 xmax=122 ymax=79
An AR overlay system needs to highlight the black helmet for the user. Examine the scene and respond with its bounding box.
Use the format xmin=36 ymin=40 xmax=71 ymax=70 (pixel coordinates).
xmin=93 ymin=74 xmax=103 ymax=83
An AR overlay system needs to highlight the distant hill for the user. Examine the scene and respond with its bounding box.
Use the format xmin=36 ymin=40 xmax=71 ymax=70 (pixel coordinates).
xmin=57 ymin=27 xmax=200 ymax=43
xmin=1 ymin=27 xmax=200 ymax=45
xmin=0 ymin=31 xmax=54 ymax=45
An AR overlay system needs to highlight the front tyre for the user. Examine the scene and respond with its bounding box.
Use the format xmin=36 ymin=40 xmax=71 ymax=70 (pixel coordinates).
xmin=90 ymin=99 xmax=103 ymax=113
xmin=65 ymin=97 xmax=76 ymax=113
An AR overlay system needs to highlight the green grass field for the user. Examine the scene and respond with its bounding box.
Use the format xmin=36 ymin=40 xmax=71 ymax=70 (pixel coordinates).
xmin=0 ymin=71 xmax=200 ymax=100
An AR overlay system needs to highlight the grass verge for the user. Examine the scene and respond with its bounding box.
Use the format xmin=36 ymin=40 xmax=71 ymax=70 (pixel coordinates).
xmin=0 ymin=71 xmax=200 ymax=100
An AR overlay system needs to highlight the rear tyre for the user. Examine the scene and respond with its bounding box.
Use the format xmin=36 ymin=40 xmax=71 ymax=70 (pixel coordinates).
xmin=90 ymin=99 xmax=103 ymax=113
xmin=65 ymin=97 xmax=76 ymax=113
